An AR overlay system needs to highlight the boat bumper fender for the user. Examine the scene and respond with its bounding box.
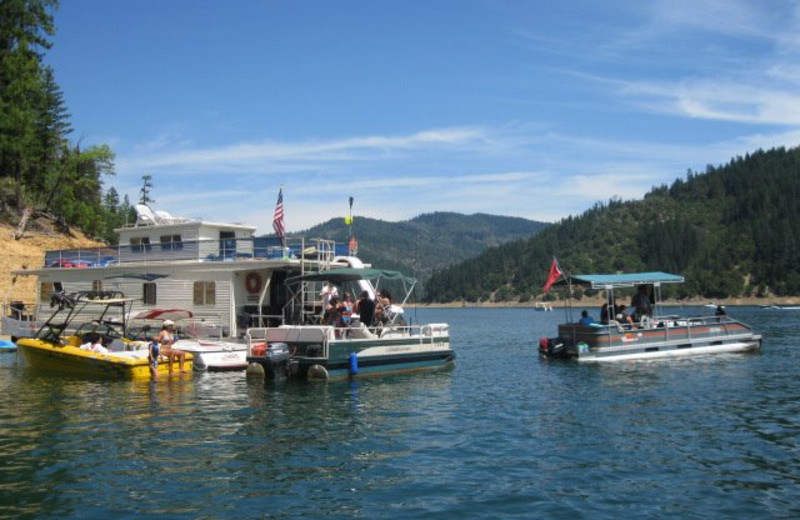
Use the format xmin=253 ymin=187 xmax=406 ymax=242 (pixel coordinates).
xmin=246 ymin=362 xmax=265 ymax=377
xmin=349 ymin=351 xmax=358 ymax=375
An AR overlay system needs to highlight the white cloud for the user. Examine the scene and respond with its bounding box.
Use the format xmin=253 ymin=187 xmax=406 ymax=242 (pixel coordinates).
xmin=116 ymin=127 xmax=490 ymax=175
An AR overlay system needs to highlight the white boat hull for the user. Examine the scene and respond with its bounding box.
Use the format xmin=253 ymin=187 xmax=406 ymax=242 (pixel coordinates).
xmin=580 ymin=339 xmax=761 ymax=362
xmin=173 ymin=339 xmax=248 ymax=371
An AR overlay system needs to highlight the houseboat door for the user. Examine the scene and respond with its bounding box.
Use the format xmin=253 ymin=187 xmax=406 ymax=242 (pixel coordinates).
xmin=219 ymin=231 xmax=236 ymax=259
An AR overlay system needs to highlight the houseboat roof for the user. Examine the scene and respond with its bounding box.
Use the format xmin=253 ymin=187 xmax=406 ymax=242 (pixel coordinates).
xmin=563 ymin=272 xmax=685 ymax=289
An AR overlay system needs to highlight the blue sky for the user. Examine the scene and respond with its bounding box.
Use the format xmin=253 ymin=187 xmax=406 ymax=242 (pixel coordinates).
xmin=47 ymin=0 xmax=800 ymax=234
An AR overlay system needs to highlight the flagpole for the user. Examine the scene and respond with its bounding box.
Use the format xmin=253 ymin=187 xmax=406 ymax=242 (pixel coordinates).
xmin=556 ymin=257 xmax=573 ymax=321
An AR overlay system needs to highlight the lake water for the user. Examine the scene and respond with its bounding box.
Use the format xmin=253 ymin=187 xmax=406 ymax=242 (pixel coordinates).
xmin=1 ymin=306 xmax=798 ymax=519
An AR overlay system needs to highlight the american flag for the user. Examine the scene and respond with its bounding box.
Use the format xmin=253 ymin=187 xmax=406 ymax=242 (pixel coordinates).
xmin=272 ymin=188 xmax=285 ymax=239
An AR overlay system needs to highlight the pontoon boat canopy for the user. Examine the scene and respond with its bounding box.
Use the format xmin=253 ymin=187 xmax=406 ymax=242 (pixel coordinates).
xmin=286 ymin=267 xmax=416 ymax=285
xmin=561 ymin=272 xmax=684 ymax=289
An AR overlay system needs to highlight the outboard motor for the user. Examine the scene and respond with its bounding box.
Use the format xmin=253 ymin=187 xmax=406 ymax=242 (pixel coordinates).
xmin=539 ymin=337 xmax=566 ymax=358
xmin=538 ymin=337 xmax=550 ymax=356
xmin=263 ymin=342 xmax=291 ymax=380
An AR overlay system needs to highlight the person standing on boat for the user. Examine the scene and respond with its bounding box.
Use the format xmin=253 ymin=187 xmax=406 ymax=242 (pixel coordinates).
xmin=631 ymin=285 xmax=652 ymax=323
xmin=375 ymin=289 xmax=393 ymax=324
xmin=355 ymin=290 xmax=375 ymax=328
xmin=600 ymin=302 xmax=610 ymax=324
xmin=157 ymin=320 xmax=189 ymax=375
xmin=339 ymin=292 xmax=354 ymax=327
xmin=615 ymin=304 xmax=636 ymax=328
xmin=325 ymin=296 xmax=341 ymax=327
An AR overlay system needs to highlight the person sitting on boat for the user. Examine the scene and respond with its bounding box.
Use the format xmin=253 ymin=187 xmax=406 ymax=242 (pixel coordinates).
xmin=354 ymin=290 xmax=375 ymax=327
xmin=715 ymin=305 xmax=727 ymax=322
xmin=157 ymin=320 xmax=189 ymax=375
xmin=579 ymin=310 xmax=597 ymax=326
xmin=80 ymin=333 xmax=108 ymax=354
xmin=615 ymin=305 xmax=636 ymax=328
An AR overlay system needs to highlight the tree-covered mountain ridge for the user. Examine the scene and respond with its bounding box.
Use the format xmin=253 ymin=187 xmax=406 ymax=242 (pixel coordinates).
xmin=424 ymin=146 xmax=800 ymax=303
xmin=296 ymin=212 xmax=549 ymax=286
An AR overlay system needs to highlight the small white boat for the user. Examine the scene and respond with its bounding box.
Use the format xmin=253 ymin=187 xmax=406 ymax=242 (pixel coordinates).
xmin=539 ymin=272 xmax=761 ymax=362
xmin=128 ymin=309 xmax=247 ymax=371
xmin=534 ymin=301 xmax=553 ymax=312
xmin=170 ymin=339 xmax=247 ymax=371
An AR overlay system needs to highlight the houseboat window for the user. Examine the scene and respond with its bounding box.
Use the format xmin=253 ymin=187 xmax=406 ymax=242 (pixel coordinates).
xmin=193 ymin=281 xmax=216 ymax=305
xmin=143 ymin=283 xmax=157 ymax=305
xmin=160 ymin=234 xmax=183 ymax=251
xmin=92 ymin=280 xmax=103 ymax=292
xmin=131 ymin=237 xmax=152 ymax=253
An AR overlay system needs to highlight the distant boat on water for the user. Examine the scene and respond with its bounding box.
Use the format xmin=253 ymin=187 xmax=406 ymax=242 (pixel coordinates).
xmin=539 ymin=271 xmax=761 ymax=362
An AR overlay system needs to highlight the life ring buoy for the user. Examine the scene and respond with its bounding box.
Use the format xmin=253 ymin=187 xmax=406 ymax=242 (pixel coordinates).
xmin=245 ymin=272 xmax=262 ymax=294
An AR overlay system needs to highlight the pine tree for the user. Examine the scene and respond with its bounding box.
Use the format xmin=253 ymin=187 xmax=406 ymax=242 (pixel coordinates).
xmin=0 ymin=0 xmax=58 ymax=209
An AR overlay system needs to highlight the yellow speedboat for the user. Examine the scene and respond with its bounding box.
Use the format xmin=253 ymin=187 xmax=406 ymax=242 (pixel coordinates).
xmin=17 ymin=291 xmax=192 ymax=381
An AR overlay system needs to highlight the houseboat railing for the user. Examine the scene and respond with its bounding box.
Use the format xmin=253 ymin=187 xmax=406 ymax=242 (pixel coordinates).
xmin=41 ymin=237 xmax=346 ymax=269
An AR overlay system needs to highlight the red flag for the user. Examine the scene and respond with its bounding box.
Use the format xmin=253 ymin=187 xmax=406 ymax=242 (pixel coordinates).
xmin=272 ymin=188 xmax=285 ymax=239
xmin=542 ymin=258 xmax=563 ymax=294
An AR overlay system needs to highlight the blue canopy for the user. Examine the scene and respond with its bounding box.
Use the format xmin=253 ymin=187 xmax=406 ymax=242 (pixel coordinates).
xmin=564 ymin=272 xmax=684 ymax=289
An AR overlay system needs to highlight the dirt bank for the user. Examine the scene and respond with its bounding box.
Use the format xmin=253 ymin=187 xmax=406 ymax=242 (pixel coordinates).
xmin=1 ymin=221 xmax=104 ymax=304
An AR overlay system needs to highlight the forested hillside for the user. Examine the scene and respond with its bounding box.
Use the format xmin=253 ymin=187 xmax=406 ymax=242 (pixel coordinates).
xmin=299 ymin=212 xmax=549 ymax=291
xmin=425 ymin=147 xmax=800 ymax=303
xmin=1 ymin=1 xmax=130 ymax=243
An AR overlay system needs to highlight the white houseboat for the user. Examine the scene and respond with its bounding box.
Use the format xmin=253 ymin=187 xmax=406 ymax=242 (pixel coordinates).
xmin=7 ymin=205 xmax=454 ymax=378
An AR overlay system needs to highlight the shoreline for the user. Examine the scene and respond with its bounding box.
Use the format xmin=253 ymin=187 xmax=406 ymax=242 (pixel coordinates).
xmin=415 ymin=296 xmax=799 ymax=309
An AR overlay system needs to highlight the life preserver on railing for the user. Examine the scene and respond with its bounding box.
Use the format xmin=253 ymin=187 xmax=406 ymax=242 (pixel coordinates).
xmin=245 ymin=272 xmax=262 ymax=294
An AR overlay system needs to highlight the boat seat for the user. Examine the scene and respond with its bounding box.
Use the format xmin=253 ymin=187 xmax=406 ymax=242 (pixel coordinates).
xmin=349 ymin=324 xmax=376 ymax=339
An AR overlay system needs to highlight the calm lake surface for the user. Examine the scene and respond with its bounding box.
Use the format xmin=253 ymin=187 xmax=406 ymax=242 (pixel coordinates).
xmin=1 ymin=306 xmax=799 ymax=519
